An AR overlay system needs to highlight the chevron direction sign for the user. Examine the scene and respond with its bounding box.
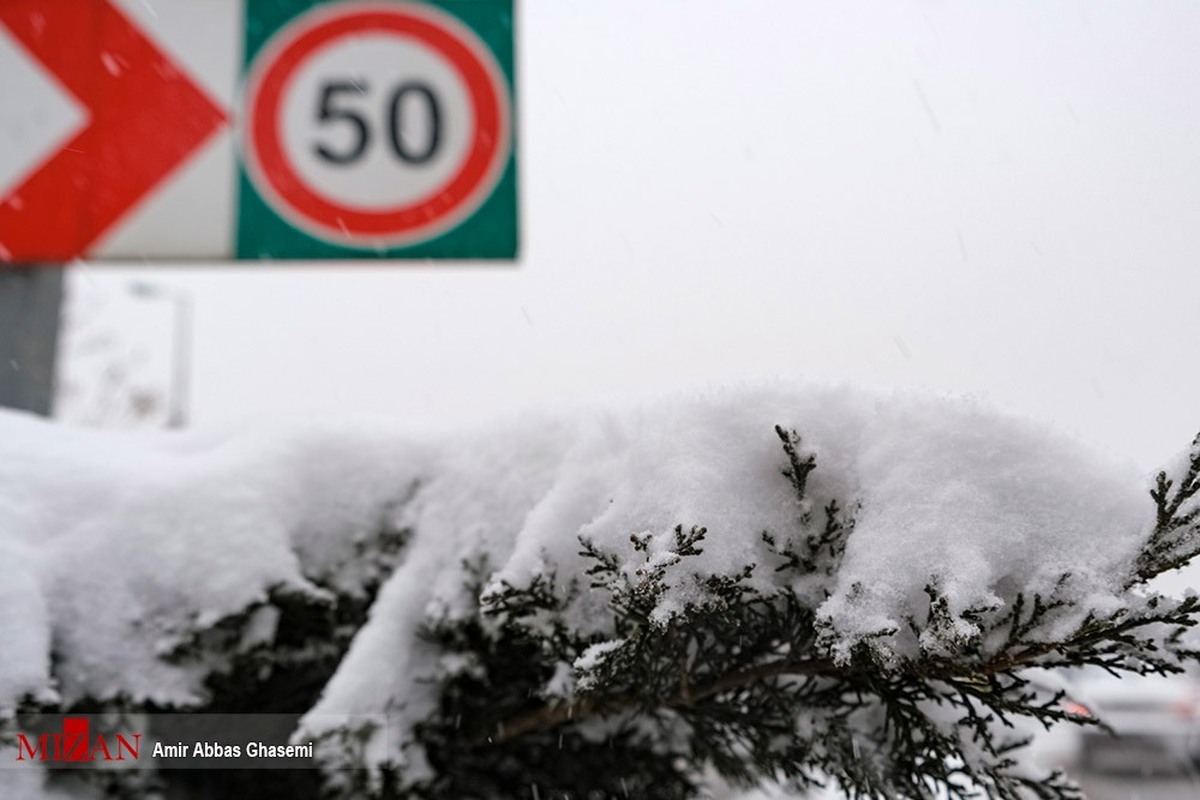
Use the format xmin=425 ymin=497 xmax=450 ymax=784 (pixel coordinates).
xmin=0 ymin=0 xmax=516 ymax=263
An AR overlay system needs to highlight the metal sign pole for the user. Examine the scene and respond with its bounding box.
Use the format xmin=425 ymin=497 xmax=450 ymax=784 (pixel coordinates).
xmin=0 ymin=265 xmax=64 ymax=416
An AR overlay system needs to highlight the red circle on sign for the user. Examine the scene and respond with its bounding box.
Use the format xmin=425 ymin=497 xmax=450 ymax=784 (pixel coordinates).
xmin=243 ymin=3 xmax=510 ymax=246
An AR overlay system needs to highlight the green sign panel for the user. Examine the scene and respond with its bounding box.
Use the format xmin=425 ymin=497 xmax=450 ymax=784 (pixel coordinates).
xmin=238 ymin=0 xmax=517 ymax=260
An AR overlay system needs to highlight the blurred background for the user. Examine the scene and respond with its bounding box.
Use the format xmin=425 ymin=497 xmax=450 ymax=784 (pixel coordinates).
xmin=53 ymin=2 xmax=1200 ymax=476
xmin=21 ymin=3 xmax=1200 ymax=793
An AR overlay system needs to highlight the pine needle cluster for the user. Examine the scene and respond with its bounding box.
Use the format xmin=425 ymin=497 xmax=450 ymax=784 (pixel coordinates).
xmin=365 ymin=427 xmax=1200 ymax=800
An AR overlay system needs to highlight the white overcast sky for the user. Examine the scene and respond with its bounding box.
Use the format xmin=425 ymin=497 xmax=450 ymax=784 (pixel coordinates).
xmin=60 ymin=0 xmax=1200 ymax=474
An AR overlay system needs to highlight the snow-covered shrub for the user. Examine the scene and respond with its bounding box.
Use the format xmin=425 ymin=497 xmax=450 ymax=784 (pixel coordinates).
xmin=3 ymin=385 xmax=1200 ymax=799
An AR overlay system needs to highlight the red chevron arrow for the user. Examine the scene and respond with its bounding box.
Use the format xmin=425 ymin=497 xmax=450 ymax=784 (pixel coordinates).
xmin=0 ymin=0 xmax=227 ymax=262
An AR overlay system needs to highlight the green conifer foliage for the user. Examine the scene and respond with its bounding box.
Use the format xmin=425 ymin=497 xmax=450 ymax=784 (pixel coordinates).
xmin=349 ymin=427 xmax=1200 ymax=799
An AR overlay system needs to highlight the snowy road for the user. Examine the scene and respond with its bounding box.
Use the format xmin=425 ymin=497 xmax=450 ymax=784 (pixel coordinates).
xmin=1076 ymin=771 xmax=1200 ymax=800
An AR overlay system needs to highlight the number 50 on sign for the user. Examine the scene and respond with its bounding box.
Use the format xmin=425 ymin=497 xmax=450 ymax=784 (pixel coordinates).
xmin=241 ymin=1 xmax=516 ymax=259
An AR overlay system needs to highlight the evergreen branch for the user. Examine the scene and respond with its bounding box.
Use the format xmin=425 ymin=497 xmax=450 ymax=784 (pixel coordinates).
xmin=775 ymin=424 xmax=817 ymax=501
xmin=1135 ymin=431 xmax=1200 ymax=583
xmin=473 ymin=583 xmax=1194 ymax=748
xmin=390 ymin=424 xmax=1200 ymax=800
xmin=474 ymin=654 xmax=839 ymax=746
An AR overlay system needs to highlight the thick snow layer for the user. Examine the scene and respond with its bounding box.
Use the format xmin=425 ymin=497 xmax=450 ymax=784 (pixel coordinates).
xmin=0 ymin=410 xmax=425 ymax=709
xmin=300 ymin=385 xmax=1149 ymax=772
xmin=0 ymin=536 xmax=49 ymax=707
xmin=819 ymin=396 xmax=1146 ymax=662
xmin=0 ymin=385 xmax=1156 ymax=785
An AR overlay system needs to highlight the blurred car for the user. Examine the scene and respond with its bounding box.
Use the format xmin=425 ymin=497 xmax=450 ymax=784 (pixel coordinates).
xmin=1021 ymin=667 xmax=1095 ymax=771
xmin=1076 ymin=670 xmax=1200 ymax=775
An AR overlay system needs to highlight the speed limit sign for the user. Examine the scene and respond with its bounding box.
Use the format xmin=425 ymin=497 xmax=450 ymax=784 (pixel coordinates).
xmin=0 ymin=0 xmax=514 ymax=263
xmin=239 ymin=0 xmax=516 ymax=259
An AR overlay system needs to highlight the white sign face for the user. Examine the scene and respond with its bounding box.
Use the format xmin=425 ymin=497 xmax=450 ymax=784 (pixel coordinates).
xmin=0 ymin=25 xmax=88 ymax=205
xmin=278 ymin=34 xmax=476 ymax=211
xmin=0 ymin=0 xmax=241 ymax=262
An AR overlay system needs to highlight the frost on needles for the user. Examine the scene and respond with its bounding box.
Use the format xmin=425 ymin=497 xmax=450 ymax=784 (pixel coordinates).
xmin=3 ymin=386 xmax=1200 ymax=799
xmin=354 ymin=425 xmax=1200 ymax=800
xmin=303 ymin=390 xmax=1200 ymax=799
